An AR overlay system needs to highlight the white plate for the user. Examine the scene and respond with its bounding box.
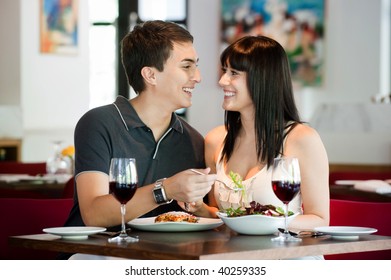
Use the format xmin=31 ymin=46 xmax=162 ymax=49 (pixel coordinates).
xmin=314 ymin=226 xmax=377 ymax=240
xmin=334 ymin=180 xmax=363 ymax=185
xmin=43 ymin=226 xmax=106 ymax=240
xmin=128 ymin=217 xmax=223 ymax=232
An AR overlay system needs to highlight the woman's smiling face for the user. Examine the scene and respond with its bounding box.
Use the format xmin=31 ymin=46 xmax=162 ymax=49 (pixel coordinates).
xmin=219 ymin=62 xmax=253 ymax=114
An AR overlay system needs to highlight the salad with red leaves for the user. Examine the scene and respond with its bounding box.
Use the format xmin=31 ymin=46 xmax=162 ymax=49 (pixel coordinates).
xmin=225 ymin=201 xmax=294 ymax=217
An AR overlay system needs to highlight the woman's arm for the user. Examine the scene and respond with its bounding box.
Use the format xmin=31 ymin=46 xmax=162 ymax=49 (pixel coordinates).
xmin=284 ymin=124 xmax=330 ymax=230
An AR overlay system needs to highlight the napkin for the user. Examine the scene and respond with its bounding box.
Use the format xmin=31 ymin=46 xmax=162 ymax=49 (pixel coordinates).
xmin=353 ymin=180 xmax=391 ymax=194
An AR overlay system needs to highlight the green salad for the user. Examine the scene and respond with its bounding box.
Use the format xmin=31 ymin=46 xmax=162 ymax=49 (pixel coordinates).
xmin=225 ymin=201 xmax=294 ymax=217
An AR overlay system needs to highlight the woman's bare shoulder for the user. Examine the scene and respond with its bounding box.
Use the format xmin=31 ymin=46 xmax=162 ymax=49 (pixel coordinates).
xmin=205 ymin=125 xmax=226 ymax=158
xmin=205 ymin=125 xmax=226 ymax=145
xmin=290 ymin=123 xmax=321 ymax=141
xmin=286 ymin=123 xmax=326 ymax=154
xmin=204 ymin=125 xmax=226 ymax=172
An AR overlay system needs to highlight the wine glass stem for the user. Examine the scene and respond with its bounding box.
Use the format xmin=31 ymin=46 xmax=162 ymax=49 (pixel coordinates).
xmin=120 ymin=204 xmax=126 ymax=235
xmin=284 ymin=203 xmax=289 ymax=233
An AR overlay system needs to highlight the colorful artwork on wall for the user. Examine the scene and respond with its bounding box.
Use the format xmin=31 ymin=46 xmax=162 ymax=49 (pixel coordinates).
xmin=40 ymin=0 xmax=79 ymax=55
xmin=221 ymin=0 xmax=325 ymax=87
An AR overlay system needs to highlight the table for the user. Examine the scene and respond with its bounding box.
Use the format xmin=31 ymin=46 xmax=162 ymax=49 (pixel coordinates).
xmin=9 ymin=226 xmax=391 ymax=260
xmin=330 ymin=184 xmax=391 ymax=202
xmin=0 ymin=174 xmax=70 ymax=198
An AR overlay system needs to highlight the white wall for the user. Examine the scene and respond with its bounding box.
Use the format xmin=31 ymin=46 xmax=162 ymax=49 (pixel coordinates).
xmin=0 ymin=0 xmax=390 ymax=165
xmin=187 ymin=0 xmax=225 ymax=135
xmin=19 ymin=0 xmax=90 ymax=161
xmin=187 ymin=0 xmax=391 ymax=165
xmin=188 ymin=0 xmax=382 ymax=123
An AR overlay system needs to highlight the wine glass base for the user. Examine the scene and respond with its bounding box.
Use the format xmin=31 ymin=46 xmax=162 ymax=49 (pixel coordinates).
xmin=108 ymin=234 xmax=139 ymax=243
xmin=271 ymin=232 xmax=302 ymax=242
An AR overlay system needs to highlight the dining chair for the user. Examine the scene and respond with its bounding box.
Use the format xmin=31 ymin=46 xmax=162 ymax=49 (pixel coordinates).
xmin=0 ymin=197 xmax=73 ymax=260
xmin=325 ymin=199 xmax=391 ymax=260
xmin=0 ymin=161 xmax=47 ymax=176
xmin=62 ymin=176 xmax=75 ymax=198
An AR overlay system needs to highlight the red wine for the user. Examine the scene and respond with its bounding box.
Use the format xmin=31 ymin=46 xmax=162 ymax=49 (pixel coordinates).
xmin=109 ymin=182 xmax=137 ymax=204
xmin=272 ymin=180 xmax=300 ymax=204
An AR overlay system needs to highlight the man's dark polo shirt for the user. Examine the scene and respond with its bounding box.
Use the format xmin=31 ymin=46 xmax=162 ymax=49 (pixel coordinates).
xmin=64 ymin=96 xmax=205 ymax=228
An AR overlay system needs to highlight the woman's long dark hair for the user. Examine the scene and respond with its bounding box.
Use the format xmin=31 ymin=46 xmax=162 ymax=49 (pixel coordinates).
xmin=220 ymin=35 xmax=301 ymax=168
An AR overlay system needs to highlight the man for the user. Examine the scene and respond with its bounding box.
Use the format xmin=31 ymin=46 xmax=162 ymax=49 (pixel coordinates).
xmin=64 ymin=20 xmax=216 ymax=235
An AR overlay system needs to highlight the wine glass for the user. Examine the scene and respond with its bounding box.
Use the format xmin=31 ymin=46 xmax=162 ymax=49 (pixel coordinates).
xmin=46 ymin=140 xmax=71 ymax=175
xmin=271 ymin=157 xmax=301 ymax=242
xmin=108 ymin=158 xmax=139 ymax=243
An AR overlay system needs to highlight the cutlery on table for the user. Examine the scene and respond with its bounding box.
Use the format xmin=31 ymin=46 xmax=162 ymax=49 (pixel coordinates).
xmin=97 ymin=229 xmax=137 ymax=238
xmin=277 ymin=228 xmax=325 ymax=238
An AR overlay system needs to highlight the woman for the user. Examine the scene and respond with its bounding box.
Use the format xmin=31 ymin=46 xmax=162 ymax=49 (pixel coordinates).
xmin=193 ymin=35 xmax=329 ymax=234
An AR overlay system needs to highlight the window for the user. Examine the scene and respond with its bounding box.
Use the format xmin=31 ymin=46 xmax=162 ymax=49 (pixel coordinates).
xmin=118 ymin=0 xmax=188 ymax=100
xmin=88 ymin=0 xmax=118 ymax=109
xmin=380 ymin=0 xmax=390 ymax=97
xmin=88 ymin=0 xmax=188 ymax=115
xmin=138 ymin=0 xmax=187 ymax=22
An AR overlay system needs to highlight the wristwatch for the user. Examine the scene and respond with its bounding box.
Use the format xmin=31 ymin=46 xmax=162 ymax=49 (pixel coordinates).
xmin=152 ymin=178 xmax=173 ymax=205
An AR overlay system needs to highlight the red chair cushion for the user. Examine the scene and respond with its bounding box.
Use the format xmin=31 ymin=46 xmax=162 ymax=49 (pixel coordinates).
xmin=0 ymin=198 xmax=73 ymax=259
xmin=62 ymin=176 xmax=74 ymax=198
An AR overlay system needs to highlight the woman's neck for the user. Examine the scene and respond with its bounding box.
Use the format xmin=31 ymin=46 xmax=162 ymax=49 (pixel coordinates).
xmin=238 ymin=113 xmax=255 ymax=139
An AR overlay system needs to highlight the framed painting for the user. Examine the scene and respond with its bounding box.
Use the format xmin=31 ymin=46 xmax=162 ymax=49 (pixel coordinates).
xmin=40 ymin=0 xmax=79 ymax=55
xmin=221 ymin=0 xmax=325 ymax=87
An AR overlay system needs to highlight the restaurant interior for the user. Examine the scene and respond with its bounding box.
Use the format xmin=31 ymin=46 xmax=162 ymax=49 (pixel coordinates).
xmin=0 ymin=0 xmax=391 ymax=261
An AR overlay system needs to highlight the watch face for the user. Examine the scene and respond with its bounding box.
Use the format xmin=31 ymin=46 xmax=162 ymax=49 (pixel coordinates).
xmin=153 ymin=178 xmax=171 ymax=204
xmin=153 ymin=188 xmax=165 ymax=204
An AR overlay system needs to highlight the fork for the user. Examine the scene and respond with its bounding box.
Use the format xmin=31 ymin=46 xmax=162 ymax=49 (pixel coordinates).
xmin=190 ymin=169 xmax=232 ymax=189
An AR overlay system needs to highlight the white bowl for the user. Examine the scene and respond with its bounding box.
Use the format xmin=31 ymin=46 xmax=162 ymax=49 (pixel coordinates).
xmin=216 ymin=212 xmax=299 ymax=235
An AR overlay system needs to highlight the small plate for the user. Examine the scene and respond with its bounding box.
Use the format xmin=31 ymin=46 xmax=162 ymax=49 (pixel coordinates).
xmin=314 ymin=226 xmax=377 ymax=240
xmin=128 ymin=217 xmax=223 ymax=232
xmin=43 ymin=226 xmax=106 ymax=240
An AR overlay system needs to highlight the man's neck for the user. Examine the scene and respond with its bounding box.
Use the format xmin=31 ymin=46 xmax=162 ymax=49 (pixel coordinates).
xmin=130 ymin=95 xmax=172 ymax=141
